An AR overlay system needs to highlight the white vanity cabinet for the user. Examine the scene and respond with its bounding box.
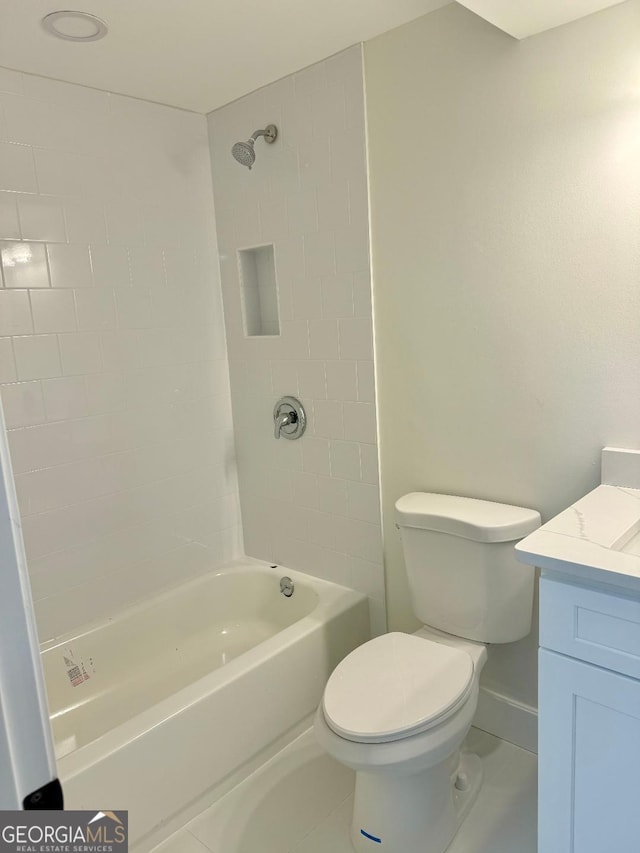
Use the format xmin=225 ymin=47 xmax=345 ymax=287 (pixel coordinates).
xmin=538 ymin=575 xmax=640 ymax=853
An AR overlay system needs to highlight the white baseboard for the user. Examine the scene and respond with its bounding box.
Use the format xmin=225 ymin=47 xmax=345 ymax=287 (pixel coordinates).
xmin=473 ymin=686 xmax=538 ymax=754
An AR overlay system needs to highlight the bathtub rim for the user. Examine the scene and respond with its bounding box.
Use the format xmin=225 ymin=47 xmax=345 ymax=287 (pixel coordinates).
xmin=40 ymin=557 xmax=332 ymax=653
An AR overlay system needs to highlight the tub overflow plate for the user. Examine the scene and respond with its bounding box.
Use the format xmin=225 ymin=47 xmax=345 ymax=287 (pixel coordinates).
xmin=280 ymin=576 xmax=294 ymax=597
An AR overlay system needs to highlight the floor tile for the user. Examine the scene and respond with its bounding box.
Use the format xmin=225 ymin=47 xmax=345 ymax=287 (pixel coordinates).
xmin=289 ymin=797 xmax=354 ymax=853
xmin=187 ymin=730 xmax=354 ymax=853
xmin=152 ymin=830 xmax=211 ymax=853
xmin=447 ymin=729 xmax=537 ymax=853
xmin=151 ymin=726 xmax=537 ymax=853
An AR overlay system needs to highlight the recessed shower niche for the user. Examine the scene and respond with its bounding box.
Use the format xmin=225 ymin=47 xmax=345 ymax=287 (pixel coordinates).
xmin=237 ymin=244 xmax=280 ymax=336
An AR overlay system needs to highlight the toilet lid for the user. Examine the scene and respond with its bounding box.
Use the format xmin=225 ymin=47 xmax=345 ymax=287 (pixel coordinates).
xmin=322 ymin=633 xmax=474 ymax=744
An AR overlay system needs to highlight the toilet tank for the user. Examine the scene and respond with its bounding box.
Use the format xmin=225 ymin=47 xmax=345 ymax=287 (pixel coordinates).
xmin=395 ymin=493 xmax=541 ymax=643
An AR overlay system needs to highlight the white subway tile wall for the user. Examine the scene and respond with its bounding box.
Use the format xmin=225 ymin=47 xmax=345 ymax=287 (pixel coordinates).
xmin=0 ymin=69 xmax=241 ymax=640
xmin=207 ymin=46 xmax=385 ymax=634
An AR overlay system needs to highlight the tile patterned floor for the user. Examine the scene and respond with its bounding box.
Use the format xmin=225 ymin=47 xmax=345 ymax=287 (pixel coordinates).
xmin=150 ymin=727 xmax=537 ymax=853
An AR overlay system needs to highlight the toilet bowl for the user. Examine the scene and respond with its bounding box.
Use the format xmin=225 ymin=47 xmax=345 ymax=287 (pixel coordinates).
xmin=315 ymin=628 xmax=487 ymax=853
xmin=314 ymin=492 xmax=541 ymax=853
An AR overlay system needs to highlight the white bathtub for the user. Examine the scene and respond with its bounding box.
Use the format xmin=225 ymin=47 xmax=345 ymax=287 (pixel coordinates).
xmin=40 ymin=560 xmax=370 ymax=847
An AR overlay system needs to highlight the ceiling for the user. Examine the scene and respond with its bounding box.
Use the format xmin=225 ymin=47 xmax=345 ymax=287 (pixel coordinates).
xmin=456 ymin=0 xmax=626 ymax=39
xmin=0 ymin=0 xmax=628 ymax=114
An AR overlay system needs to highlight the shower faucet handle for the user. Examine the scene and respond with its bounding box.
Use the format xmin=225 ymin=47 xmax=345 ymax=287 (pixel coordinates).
xmin=273 ymin=396 xmax=306 ymax=441
xmin=274 ymin=410 xmax=295 ymax=439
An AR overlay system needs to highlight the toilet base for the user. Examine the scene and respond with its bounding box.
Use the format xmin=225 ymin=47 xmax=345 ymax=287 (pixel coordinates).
xmin=349 ymin=751 xmax=483 ymax=853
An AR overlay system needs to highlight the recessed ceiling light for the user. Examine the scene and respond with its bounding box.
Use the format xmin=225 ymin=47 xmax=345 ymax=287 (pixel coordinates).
xmin=41 ymin=10 xmax=108 ymax=42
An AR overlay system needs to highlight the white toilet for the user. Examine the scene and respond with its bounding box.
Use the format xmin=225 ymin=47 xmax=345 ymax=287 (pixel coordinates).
xmin=314 ymin=492 xmax=541 ymax=853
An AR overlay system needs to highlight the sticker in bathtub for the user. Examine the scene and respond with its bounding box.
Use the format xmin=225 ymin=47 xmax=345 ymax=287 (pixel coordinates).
xmin=63 ymin=648 xmax=95 ymax=687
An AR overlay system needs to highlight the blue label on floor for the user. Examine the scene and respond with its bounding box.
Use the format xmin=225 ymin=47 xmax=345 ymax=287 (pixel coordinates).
xmin=360 ymin=829 xmax=382 ymax=843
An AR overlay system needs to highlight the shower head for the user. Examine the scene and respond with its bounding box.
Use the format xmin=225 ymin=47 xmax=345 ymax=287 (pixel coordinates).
xmin=231 ymin=125 xmax=278 ymax=169
xmin=231 ymin=139 xmax=256 ymax=169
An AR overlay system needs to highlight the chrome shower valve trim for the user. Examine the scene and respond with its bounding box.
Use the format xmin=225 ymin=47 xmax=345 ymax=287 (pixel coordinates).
xmin=273 ymin=396 xmax=306 ymax=440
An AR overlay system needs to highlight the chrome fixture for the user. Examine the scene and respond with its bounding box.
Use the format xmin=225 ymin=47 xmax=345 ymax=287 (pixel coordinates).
xmin=231 ymin=125 xmax=278 ymax=170
xmin=41 ymin=11 xmax=108 ymax=41
xmin=280 ymin=576 xmax=294 ymax=598
xmin=273 ymin=396 xmax=306 ymax=440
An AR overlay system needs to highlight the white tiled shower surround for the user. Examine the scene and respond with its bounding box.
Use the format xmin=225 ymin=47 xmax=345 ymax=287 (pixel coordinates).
xmin=0 ymin=68 xmax=241 ymax=640
xmin=207 ymin=46 xmax=385 ymax=633
xmin=0 ymin=48 xmax=384 ymax=641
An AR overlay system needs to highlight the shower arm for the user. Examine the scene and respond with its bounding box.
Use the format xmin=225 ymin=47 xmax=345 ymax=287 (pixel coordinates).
xmin=249 ymin=125 xmax=278 ymax=144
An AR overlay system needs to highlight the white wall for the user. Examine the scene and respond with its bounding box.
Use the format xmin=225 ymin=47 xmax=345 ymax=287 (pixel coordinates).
xmin=365 ymin=0 xmax=640 ymax=705
xmin=0 ymin=69 xmax=241 ymax=640
xmin=207 ymin=47 xmax=386 ymax=634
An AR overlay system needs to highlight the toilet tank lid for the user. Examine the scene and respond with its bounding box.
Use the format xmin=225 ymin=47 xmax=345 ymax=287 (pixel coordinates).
xmin=395 ymin=493 xmax=541 ymax=543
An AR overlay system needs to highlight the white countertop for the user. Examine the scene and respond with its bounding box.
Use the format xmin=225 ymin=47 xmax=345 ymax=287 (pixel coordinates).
xmin=516 ymin=484 xmax=640 ymax=594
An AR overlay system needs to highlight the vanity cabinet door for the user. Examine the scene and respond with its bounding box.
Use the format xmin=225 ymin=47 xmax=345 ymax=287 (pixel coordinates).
xmin=538 ymin=649 xmax=640 ymax=853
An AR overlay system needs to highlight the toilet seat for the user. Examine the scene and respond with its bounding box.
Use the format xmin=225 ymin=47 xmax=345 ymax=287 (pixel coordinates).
xmin=322 ymin=632 xmax=474 ymax=744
